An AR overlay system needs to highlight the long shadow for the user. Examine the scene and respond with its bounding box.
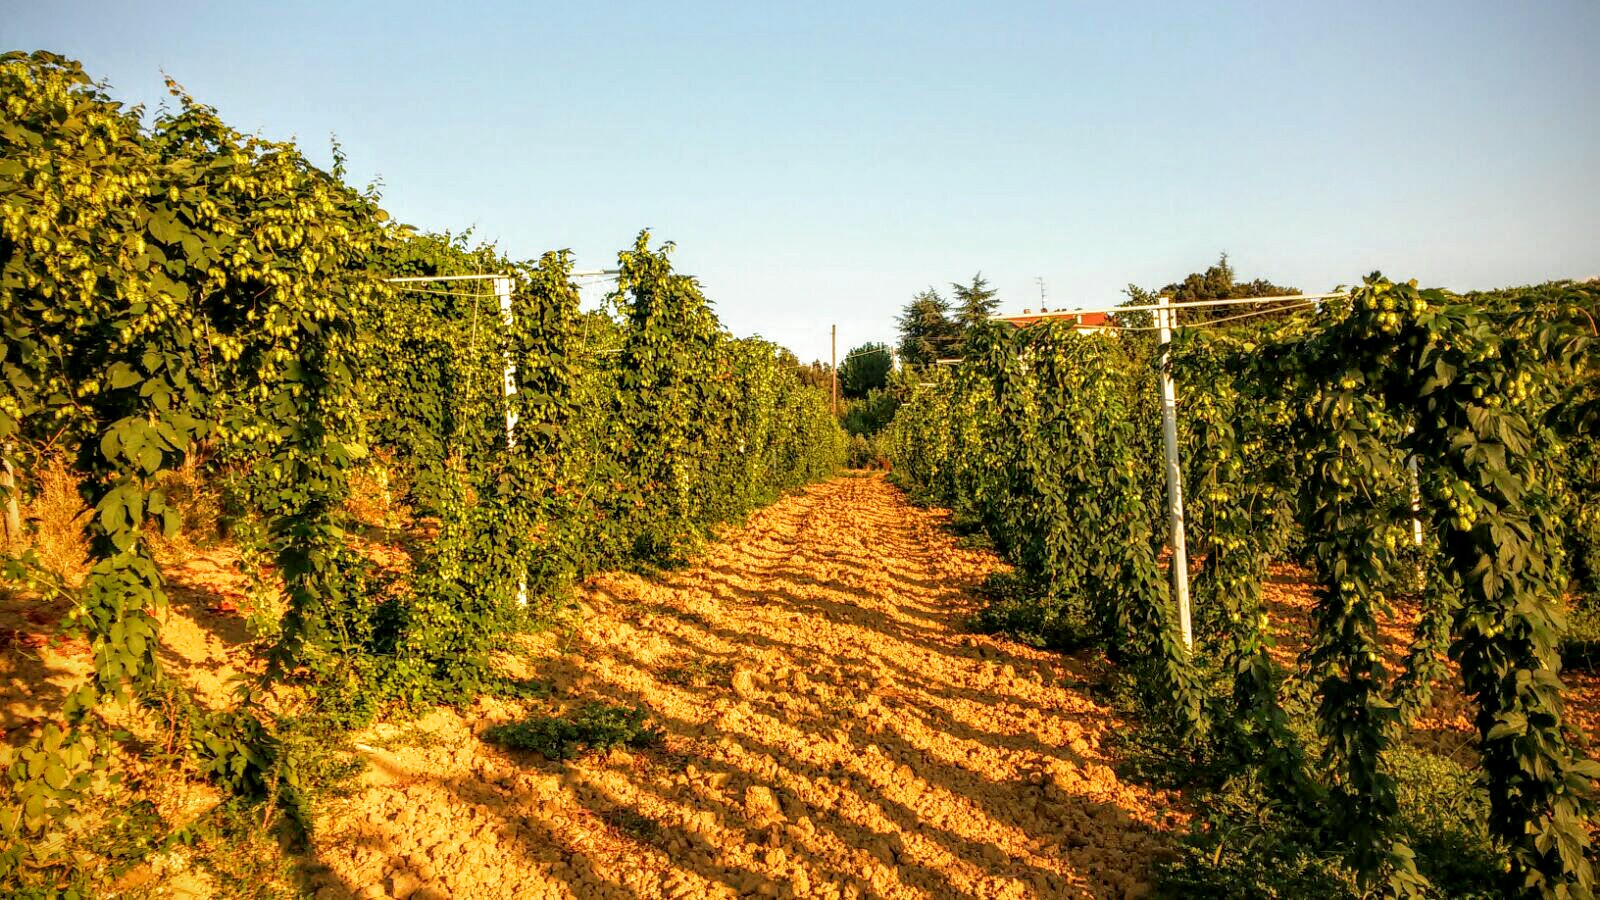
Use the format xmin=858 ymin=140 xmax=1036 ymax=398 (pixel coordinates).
xmin=500 ymin=749 xmax=837 ymax=898
xmin=0 ymin=588 xmax=80 ymax=742
xmin=161 ymin=580 xmax=254 ymax=648
xmin=558 ymin=674 xmax=1062 ymax=896
xmin=884 ymin=686 xmax=1099 ymax=772
xmin=463 ymin=474 xmax=1165 ymax=896
xmin=702 ymin=575 xmax=950 ymax=647
xmin=440 ymin=766 xmax=652 ymax=899
xmin=290 ymin=837 xmax=371 ymax=900
xmin=582 ymin=584 xmax=755 ymax=667
xmin=717 ymin=564 xmax=956 ymax=634
xmin=872 ymin=650 xmax=1092 ymax=723
xmin=310 ymin=755 xmax=651 ymax=899
xmin=691 ymin=573 xmax=1084 ymax=728
xmin=545 ymin=638 xmax=1117 ymax=896
xmin=602 ymin=529 xmax=1090 ymax=731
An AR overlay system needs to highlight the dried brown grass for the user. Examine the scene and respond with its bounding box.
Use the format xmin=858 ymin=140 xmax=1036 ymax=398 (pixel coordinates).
xmin=12 ymin=456 xmax=90 ymax=583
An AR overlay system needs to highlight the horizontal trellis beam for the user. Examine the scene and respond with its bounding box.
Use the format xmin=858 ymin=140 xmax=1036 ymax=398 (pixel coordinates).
xmin=989 ymin=291 xmax=1350 ymax=322
xmin=382 ymin=273 xmax=509 ymax=284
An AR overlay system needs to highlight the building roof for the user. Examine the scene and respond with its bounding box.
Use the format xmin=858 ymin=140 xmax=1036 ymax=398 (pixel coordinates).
xmin=1001 ymin=310 xmax=1112 ymax=329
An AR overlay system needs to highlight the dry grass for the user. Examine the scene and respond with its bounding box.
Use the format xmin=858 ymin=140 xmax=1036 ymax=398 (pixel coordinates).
xmin=8 ymin=456 xmax=90 ymax=581
xmin=0 ymin=458 xmax=302 ymax=896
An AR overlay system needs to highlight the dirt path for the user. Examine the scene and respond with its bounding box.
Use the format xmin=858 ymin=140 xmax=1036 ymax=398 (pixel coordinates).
xmin=309 ymin=474 xmax=1178 ymax=900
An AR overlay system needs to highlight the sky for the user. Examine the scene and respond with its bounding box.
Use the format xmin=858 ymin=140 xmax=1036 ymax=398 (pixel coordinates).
xmin=5 ymin=1 xmax=1598 ymax=362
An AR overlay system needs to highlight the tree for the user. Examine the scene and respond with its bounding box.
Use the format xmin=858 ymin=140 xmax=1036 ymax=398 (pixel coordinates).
xmin=1119 ymin=254 xmax=1300 ymax=326
xmin=897 ymin=288 xmax=960 ymax=368
xmin=777 ymin=348 xmax=832 ymax=391
xmin=951 ymin=272 xmax=1001 ymax=332
xmin=841 ymin=389 xmax=900 ymax=435
xmin=839 ymin=342 xmax=892 ymax=398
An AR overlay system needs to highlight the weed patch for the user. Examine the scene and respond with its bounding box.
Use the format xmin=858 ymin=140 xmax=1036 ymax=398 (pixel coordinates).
xmin=484 ymin=703 xmax=662 ymax=761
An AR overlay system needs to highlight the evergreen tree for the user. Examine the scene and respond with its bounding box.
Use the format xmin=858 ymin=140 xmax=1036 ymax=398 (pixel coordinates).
xmin=951 ymin=272 xmax=1001 ymax=332
xmin=896 ymin=288 xmax=960 ymax=367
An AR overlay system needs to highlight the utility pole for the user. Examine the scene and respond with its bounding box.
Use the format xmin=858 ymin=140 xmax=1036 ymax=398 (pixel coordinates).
xmin=1155 ymin=295 xmax=1193 ymax=651
xmin=830 ymin=324 xmax=838 ymax=417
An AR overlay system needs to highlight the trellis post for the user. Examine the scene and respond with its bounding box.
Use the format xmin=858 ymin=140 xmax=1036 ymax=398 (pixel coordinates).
xmin=494 ymin=274 xmax=529 ymax=607
xmin=496 ymin=276 xmax=518 ymax=452
xmin=1156 ymin=295 xmax=1194 ymax=650
xmin=383 ymin=272 xmax=528 ymax=606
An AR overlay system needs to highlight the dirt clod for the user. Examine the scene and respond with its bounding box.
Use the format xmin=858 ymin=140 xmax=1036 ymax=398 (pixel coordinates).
xmin=385 ymin=869 xmax=421 ymax=899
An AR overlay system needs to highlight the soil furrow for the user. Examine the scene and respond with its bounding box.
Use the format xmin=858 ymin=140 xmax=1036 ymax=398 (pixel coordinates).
xmin=310 ymin=474 xmax=1175 ymax=900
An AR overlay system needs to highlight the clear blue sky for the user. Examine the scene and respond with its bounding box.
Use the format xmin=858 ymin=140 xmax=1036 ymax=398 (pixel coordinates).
xmin=5 ymin=1 xmax=1597 ymax=361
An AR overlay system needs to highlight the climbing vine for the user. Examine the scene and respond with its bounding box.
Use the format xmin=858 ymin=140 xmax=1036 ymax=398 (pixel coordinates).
xmin=888 ymin=273 xmax=1600 ymax=896
xmin=1385 ymin=283 xmax=1597 ymax=896
xmin=0 ymin=49 xmax=384 ymax=875
xmin=0 ymin=52 xmax=845 ymax=887
xmin=889 ymin=320 xmax=1202 ymax=729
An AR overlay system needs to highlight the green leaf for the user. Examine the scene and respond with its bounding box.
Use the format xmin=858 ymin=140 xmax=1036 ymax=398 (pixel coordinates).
xmin=42 ymin=763 xmax=68 ymax=791
xmin=107 ymin=362 xmax=141 ymax=390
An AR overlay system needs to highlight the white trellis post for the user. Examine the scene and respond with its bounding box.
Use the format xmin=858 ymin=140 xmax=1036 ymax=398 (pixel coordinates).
xmin=1156 ymin=296 xmax=1194 ymax=651
xmin=496 ymin=276 xmax=518 ymax=451
xmin=494 ymin=275 xmax=529 ymax=607
xmin=1408 ymin=442 xmax=1424 ymax=547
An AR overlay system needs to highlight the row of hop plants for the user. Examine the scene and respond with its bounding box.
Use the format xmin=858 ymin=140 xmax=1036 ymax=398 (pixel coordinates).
xmin=885 ymin=277 xmax=1600 ymax=897
xmin=0 ymin=50 xmax=844 ymax=887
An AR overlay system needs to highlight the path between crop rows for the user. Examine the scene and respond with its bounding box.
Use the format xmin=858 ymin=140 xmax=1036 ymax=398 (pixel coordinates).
xmin=312 ymin=474 xmax=1179 ymax=900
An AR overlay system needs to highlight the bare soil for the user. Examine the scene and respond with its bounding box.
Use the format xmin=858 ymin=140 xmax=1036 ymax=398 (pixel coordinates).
xmin=304 ymin=475 xmax=1179 ymax=900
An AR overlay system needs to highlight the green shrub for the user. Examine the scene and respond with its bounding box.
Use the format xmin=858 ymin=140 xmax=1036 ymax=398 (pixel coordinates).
xmin=846 ymin=434 xmax=874 ymax=468
xmin=484 ymin=703 xmax=661 ymax=760
xmin=1562 ymin=599 xmax=1600 ymax=670
xmin=1392 ymin=749 xmax=1503 ymax=897
xmin=969 ymin=572 xmax=1097 ymax=650
xmin=841 ymin=388 xmax=900 ymax=436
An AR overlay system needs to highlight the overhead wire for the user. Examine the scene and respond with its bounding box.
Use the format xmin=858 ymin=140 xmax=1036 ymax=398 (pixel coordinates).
xmin=929 ymin=299 xmax=1324 ymax=363
xmin=838 ymin=345 xmax=893 ymax=363
xmin=991 ymin=291 xmax=1350 ymax=323
xmin=1100 ymin=299 xmax=1322 ymax=332
xmin=386 ymin=273 xmax=619 ymax=301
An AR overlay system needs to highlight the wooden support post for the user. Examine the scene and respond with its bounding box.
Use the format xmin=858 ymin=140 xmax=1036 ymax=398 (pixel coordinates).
xmin=831 ymin=324 xmax=838 ymax=417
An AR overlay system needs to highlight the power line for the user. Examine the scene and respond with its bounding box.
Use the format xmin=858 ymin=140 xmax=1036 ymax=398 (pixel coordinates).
xmin=838 ymin=345 xmax=893 ymax=364
xmin=1095 ymin=299 xmax=1322 ymax=332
